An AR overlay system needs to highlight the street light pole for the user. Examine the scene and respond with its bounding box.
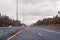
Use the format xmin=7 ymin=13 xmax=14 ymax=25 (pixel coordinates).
xmin=22 ymin=8 xmax=25 ymax=26
xmin=16 ymin=0 xmax=18 ymax=26
xmin=16 ymin=0 xmax=25 ymax=26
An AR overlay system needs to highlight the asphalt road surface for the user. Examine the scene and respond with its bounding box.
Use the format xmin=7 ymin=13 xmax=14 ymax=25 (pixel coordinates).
xmin=11 ymin=26 xmax=60 ymax=40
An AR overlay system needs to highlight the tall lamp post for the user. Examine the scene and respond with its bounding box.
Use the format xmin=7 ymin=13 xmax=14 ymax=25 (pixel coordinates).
xmin=22 ymin=8 xmax=25 ymax=26
xmin=16 ymin=0 xmax=18 ymax=26
xmin=16 ymin=0 xmax=25 ymax=26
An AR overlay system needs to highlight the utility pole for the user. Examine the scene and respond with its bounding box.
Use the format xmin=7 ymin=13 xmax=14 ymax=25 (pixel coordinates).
xmin=16 ymin=0 xmax=18 ymax=26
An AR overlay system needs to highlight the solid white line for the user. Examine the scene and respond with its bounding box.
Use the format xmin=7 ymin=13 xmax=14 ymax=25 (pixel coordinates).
xmin=7 ymin=29 xmax=24 ymax=40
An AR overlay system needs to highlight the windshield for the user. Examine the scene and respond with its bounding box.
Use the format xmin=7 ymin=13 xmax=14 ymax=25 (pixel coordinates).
xmin=0 ymin=0 xmax=60 ymax=40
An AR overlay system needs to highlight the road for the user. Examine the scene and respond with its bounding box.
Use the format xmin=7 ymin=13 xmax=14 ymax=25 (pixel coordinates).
xmin=11 ymin=26 xmax=60 ymax=40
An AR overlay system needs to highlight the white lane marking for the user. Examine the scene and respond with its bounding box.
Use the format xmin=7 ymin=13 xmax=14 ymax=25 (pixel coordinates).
xmin=38 ymin=33 xmax=42 ymax=36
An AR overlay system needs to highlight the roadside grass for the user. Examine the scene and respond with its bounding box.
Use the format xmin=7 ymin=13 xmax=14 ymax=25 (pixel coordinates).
xmin=36 ymin=25 xmax=60 ymax=32
xmin=46 ymin=24 xmax=60 ymax=26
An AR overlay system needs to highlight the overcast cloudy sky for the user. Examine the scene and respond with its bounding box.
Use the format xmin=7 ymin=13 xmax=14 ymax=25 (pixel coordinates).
xmin=0 ymin=0 xmax=60 ymax=25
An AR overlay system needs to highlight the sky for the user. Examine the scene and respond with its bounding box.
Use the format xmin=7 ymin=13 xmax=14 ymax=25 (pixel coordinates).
xmin=0 ymin=0 xmax=60 ymax=25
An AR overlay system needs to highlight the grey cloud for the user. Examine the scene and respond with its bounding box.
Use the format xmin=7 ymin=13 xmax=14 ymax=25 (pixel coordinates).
xmin=0 ymin=0 xmax=60 ymax=25
xmin=18 ymin=0 xmax=59 ymax=4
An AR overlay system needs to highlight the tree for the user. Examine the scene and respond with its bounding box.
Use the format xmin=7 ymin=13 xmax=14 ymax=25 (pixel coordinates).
xmin=0 ymin=14 xmax=23 ymax=27
xmin=35 ymin=15 xmax=60 ymax=26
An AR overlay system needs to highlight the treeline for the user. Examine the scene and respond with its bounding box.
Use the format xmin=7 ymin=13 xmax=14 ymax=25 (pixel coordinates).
xmin=0 ymin=14 xmax=23 ymax=27
xmin=34 ymin=15 xmax=60 ymax=26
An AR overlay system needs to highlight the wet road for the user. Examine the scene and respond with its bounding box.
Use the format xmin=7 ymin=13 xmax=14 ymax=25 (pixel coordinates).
xmin=11 ymin=27 xmax=60 ymax=40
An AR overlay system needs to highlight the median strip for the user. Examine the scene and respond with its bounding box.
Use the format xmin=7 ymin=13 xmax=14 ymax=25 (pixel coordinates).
xmin=7 ymin=27 xmax=25 ymax=40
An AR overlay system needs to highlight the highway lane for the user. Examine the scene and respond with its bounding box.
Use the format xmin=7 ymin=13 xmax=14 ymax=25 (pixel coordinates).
xmin=11 ymin=27 xmax=60 ymax=40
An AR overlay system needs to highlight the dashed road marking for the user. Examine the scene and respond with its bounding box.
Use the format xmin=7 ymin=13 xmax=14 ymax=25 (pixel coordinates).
xmin=38 ymin=33 xmax=42 ymax=36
